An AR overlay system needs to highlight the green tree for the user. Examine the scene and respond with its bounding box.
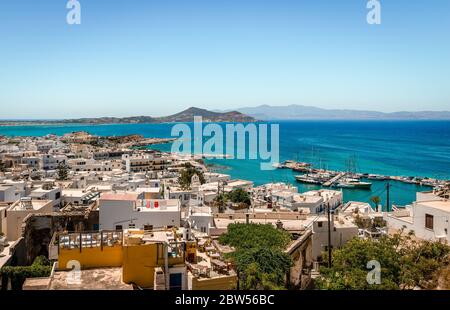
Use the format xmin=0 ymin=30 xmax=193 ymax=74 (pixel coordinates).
xmin=56 ymin=162 xmax=69 ymax=180
xmin=219 ymin=223 xmax=291 ymax=250
xmin=177 ymin=163 xmax=205 ymax=190
xmin=315 ymin=231 xmax=450 ymax=290
xmin=219 ymin=223 xmax=292 ymax=290
xmin=213 ymin=193 xmax=228 ymax=213
xmin=227 ymin=188 xmax=251 ymax=206
xmin=370 ymin=196 xmax=381 ymax=211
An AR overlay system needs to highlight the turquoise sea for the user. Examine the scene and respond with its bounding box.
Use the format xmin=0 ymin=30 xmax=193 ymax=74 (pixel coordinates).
xmin=2 ymin=120 xmax=450 ymax=207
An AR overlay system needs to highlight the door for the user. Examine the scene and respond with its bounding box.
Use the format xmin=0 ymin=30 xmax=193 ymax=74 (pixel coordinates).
xmin=169 ymin=273 xmax=182 ymax=290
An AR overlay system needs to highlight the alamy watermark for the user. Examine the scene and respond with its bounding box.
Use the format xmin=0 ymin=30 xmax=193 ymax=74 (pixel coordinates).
xmin=367 ymin=0 xmax=381 ymax=25
xmin=67 ymin=0 xmax=81 ymax=25
xmin=366 ymin=260 xmax=381 ymax=285
xmin=170 ymin=116 xmax=279 ymax=171
xmin=66 ymin=259 xmax=81 ymax=284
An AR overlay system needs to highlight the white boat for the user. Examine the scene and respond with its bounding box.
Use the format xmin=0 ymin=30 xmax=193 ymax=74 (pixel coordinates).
xmin=368 ymin=174 xmax=389 ymax=180
xmin=336 ymin=178 xmax=372 ymax=189
xmin=295 ymin=175 xmax=321 ymax=184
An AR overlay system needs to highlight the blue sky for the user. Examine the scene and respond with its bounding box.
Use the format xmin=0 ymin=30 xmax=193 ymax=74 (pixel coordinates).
xmin=0 ymin=0 xmax=449 ymax=118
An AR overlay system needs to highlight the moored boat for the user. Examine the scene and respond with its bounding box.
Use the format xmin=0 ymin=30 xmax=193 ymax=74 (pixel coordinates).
xmin=336 ymin=178 xmax=372 ymax=189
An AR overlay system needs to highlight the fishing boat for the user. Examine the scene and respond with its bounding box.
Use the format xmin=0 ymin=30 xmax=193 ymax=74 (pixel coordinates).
xmin=336 ymin=178 xmax=372 ymax=189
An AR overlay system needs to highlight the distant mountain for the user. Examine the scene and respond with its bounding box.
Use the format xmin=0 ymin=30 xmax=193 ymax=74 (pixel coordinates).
xmin=63 ymin=116 xmax=156 ymax=124
xmin=234 ymin=105 xmax=450 ymax=120
xmin=155 ymin=107 xmax=255 ymax=123
xmin=0 ymin=107 xmax=255 ymax=126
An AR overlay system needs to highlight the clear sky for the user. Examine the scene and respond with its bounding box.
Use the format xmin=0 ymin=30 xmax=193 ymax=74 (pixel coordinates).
xmin=0 ymin=0 xmax=449 ymax=118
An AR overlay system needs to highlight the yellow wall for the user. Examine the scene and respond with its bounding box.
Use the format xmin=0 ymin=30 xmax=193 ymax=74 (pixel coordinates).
xmin=190 ymin=274 xmax=237 ymax=290
xmin=58 ymin=246 xmax=123 ymax=269
xmin=122 ymin=243 xmax=158 ymax=288
xmin=58 ymin=239 xmax=187 ymax=289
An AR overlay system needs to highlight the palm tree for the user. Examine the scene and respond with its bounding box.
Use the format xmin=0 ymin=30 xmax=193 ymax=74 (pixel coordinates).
xmin=370 ymin=196 xmax=381 ymax=212
xmin=214 ymin=193 xmax=228 ymax=213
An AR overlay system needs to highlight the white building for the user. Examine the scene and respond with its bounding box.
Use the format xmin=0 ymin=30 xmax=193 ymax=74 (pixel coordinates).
xmin=303 ymin=189 xmax=343 ymax=210
xmin=122 ymin=154 xmax=171 ymax=173
xmin=186 ymin=206 xmax=214 ymax=234
xmin=29 ymin=183 xmax=61 ymax=209
xmin=99 ymin=192 xmax=181 ymax=231
xmin=203 ymin=172 xmax=231 ymax=183
xmin=0 ymin=185 xmax=17 ymax=203
xmin=62 ymin=188 xmax=100 ymax=206
xmin=311 ymin=214 xmax=358 ymax=260
xmin=42 ymin=154 xmax=67 ymax=170
xmin=67 ymin=158 xmax=113 ymax=172
xmin=384 ymin=198 xmax=450 ymax=243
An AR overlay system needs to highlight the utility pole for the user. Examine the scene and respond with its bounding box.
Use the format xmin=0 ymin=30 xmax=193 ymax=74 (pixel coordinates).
xmin=327 ymin=203 xmax=332 ymax=268
xmin=386 ymin=182 xmax=391 ymax=212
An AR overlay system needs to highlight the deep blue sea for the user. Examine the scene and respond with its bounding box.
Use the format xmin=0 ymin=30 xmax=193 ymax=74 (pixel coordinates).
xmin=2 ymin=120 xmax=449 ymax=207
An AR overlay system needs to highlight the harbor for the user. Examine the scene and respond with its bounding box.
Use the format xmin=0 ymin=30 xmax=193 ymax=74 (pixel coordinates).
xmin=276 ymin=159 xmax=447 ymax=190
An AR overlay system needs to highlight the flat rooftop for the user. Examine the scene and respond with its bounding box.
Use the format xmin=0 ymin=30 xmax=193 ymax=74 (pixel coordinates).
xmin=226 ymin=180 xmax=253 ymax=187
xmin=62 ymin=189 xmax=93 ymax=197
xmin=49 ymin=267 xmax=133 ymax=290
xmin=292 ymin=193 xmax=323 ymax=203
xmin=418 ymin=200 xmax=450 ymax=212
xmin=10 ymin=199 xmax=52 ymax=211
xmin=0 ymin=185 xmax=14 ymax=191
xmin=100 ymin=192 xmax=140 ymax=201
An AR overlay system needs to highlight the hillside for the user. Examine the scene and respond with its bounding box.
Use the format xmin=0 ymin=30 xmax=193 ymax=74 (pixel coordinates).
xmin=156 ymin=107 xmax=255 ymax=123
xmin=0 ymin=107 xmax=255 ymax=126
xmin=235 ymin=104 xmax=450 ymax=120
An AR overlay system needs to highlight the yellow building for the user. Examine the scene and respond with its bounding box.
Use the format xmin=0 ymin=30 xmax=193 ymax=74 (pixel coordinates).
xmin=56 ymin=229 xmax=188 ymax=289
xmin=55 ymin=229 xmax=237 ymax=290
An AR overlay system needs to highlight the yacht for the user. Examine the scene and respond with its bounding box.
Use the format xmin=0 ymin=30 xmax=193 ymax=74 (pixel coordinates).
xmin=295 ymin=174 xmax=322 ymax=184
xmin=336 ymin=178 xmax=372 ymax=189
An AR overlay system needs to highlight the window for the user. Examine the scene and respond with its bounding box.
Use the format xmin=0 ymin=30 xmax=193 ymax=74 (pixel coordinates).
xmin=318 ymin=222 xmax=323 ymax=228
xmin=425 ymin=214 xmax=434 ymax=230
xmin=201 ymin=227 xmax=206 ymax=233
xmin=144 ymin=225 xmax=153 ymax=231
xmin=128 ymin=223 xmax=136 ymax=229
xmin=115 ymin=225 xmax=123 ymax=231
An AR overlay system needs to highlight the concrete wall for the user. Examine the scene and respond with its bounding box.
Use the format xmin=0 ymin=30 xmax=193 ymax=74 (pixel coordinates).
xmin=0 ymin=186 xmax=15 ymax=203
xmin=188 ymin=272 xmax=237 ymax=290
xmin=311 ymin=219 xmax=358 ymax=260
xmin=411 ymin=203 xmax=450 ymax=242
xmin=6 ymin=202 xmax=54 ymax=241
xmin=21 ymin=212 xmax=97 ymax=265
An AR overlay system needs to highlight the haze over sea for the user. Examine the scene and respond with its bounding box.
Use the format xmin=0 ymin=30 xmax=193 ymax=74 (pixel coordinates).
xmin=2 ymin=120 xmax=449 ymax=207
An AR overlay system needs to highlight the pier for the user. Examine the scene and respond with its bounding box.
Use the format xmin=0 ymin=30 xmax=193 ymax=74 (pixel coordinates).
xmin=323 ymin=172 xmax=346 ymax=187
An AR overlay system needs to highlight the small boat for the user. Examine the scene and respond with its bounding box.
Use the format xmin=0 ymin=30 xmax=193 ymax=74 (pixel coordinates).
xmin=272 ymin=162 xmax=283 ymax=169
xmin=292 ymin=165 xmax=312 ymax=173
xmin=336 ymin=178 xmax=372 ymax=189
xmin=367 ymin=174 xmax=389 ymax=180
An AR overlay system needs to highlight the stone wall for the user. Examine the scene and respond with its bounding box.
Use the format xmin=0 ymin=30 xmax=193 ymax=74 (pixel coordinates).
xmin=20 ymin=208 xmax=98 ymax=265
